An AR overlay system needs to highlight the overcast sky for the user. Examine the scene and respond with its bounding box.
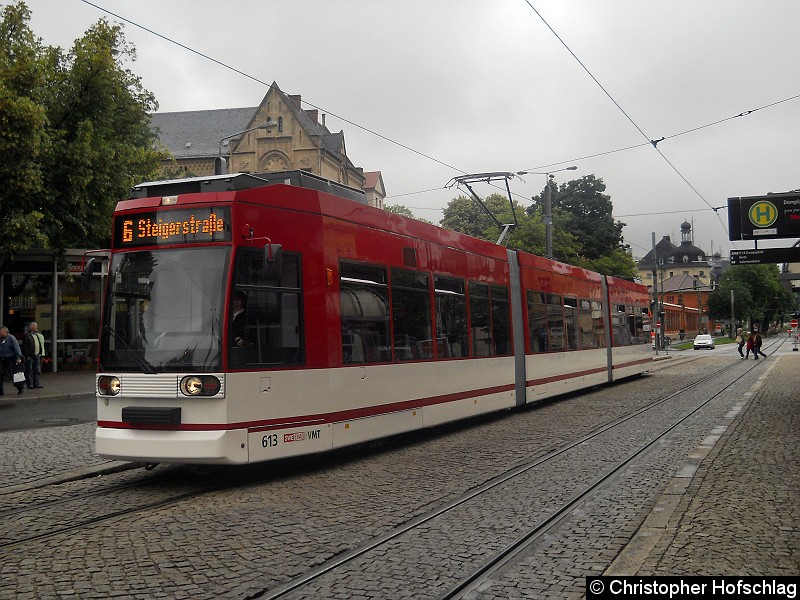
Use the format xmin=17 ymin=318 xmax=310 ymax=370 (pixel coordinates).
xmin=19 ymin=0 xmax=800 ymax=259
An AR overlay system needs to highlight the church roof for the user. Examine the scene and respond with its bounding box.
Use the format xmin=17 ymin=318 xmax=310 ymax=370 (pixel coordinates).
xmin=638 ymin=236 xmax=678 ymax=265
xmin=637 ymin=230 xmax=710 ymax=268
xmin=675 ymin=240 xmax=706 ymax=261
xmin=148 ymin=83 xmax=359 ymax=172
xmin=150 ymin=107 xmax=257 ymax=158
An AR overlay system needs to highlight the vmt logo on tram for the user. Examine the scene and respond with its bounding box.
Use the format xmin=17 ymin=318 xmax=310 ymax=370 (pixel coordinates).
xmin=748 ymin=200 xmax=778 ymax=228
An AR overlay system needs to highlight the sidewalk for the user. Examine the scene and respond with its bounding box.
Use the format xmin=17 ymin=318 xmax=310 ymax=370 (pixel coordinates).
xmin=0 ymin=370 xmax=95 ymax=405
xmin=607 ymin=351 xmax=799 ymax=575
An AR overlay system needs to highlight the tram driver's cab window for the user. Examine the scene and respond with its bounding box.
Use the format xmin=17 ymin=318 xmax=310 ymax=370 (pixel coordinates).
xmin=229 ymin=248 xmax=303 ymax=368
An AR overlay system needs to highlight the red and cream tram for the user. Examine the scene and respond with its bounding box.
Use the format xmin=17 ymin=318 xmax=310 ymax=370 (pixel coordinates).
xmin=94 ymin=171 xmax=651 ymax=465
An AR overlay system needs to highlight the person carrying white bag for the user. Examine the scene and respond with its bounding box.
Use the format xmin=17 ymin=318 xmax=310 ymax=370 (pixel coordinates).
xmin=0 ymin=326 xmax=24 ymax=396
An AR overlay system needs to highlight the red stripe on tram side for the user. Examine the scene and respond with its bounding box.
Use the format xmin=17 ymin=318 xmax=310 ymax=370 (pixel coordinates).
xmin=612 ymin=357 xmax=652 ymax=370
xmin=97 ymin=383 xmax=517 ymax=433
xmin=525 ymin=365 xmax=608 ymax=388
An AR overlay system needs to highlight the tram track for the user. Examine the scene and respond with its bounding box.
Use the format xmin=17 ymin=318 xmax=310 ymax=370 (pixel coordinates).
xmin=1 ymin=452 xmax=321 ymax=549
xmin=440 ymin=337 xmax=786 ymax=600
xmin=0 ymin=466 xmax=233 ymax=549
xmin=1 ymin=438 xmax=380 ymax=550
xmin=246 ymin=338 xmax=786 ymax=599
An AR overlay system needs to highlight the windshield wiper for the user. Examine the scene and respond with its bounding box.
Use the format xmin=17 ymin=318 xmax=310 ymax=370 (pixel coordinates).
xmin=103 ymin=325 xmax=158 ymax=374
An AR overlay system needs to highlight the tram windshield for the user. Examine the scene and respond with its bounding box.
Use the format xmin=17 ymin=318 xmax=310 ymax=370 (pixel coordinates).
xmin=100 ymin=247 xmax=229 ymax=372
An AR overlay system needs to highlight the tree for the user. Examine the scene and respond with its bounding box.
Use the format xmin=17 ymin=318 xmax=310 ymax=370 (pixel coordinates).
xmin=439 ymin=192 xmax=583 ymax=263
xmin=0 ymin=1 xmax=50 ymax=257
xmin=440 ymin=194 xmax=505 ymax=240
xmin=521 ymin=199 xmax=582 ymax=263
xmin=548 ymin=175 xmax=626 ymax=260
xmin=582 ymin=248 xmax=638 ymax=278
xmin=529 ymin=174 xmax=637 ymax=276
xmin=412 ymin=178 xmax=635 ymax=277
xmin=706 ymin=264 xmax=794 ymax=332
xmin=0 ymin=2 xmax=167 ymax=262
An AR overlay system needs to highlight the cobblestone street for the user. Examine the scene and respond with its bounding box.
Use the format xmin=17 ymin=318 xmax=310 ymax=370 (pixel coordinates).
xmin=1 ymin=351 xmax=797 ymax=599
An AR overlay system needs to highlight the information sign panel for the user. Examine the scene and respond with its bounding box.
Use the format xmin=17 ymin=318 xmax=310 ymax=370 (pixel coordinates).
xmin=729 ymin=247 xmax=800 ymax=265
xmin=728 ymin=192 xmax=800 ymax=241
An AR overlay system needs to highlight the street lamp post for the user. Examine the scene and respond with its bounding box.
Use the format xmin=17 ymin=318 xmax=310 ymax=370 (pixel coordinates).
xmin=216 ymin=120 xmax=279 ymax=175
xmin=516 ymin=166 xmax=577 ymax=258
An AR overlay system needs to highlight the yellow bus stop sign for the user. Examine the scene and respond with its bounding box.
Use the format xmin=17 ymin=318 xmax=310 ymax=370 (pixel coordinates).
xmin=748 ymin=200 xmax=778 ymax=228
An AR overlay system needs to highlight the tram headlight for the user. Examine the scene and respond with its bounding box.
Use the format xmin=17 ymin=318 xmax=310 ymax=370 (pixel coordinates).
xmin=180 ymin=375 xmax=221 ymax=397
xmin=98 ymin=375 xmax=120 ymax=396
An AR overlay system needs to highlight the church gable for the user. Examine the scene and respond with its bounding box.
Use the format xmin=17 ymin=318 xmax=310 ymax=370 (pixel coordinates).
xmin=227 ymin=83 xmax=363 ymax=188
xmin=151 ymin=81 xmax=370 ymax=191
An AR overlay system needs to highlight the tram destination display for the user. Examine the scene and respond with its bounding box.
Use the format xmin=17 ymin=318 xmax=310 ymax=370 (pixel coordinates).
xmin=113 ymin=207 xmax=232 ymax=247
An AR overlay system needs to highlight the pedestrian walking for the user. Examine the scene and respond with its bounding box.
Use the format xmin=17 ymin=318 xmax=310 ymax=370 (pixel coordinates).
xmin=753 ymin=330 xmax=767 ymax=360
xmin=22 ymin=321 xmax=46 ymax=389
xmin=0 ymin=325 xmax=24 ymax=395
xmin=735 ymin=328 xmax=744 ymax=358
xmin=745 ymin=332 xmax=754 ymax=359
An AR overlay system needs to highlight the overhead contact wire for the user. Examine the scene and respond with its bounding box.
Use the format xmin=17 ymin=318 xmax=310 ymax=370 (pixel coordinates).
xmin=81 ymin=0 xmax=799 ymax=224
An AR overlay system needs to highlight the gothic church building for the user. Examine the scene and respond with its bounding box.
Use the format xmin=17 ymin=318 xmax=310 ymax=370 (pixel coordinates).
xmin=149 ymin=82 xmax=385 ymax=208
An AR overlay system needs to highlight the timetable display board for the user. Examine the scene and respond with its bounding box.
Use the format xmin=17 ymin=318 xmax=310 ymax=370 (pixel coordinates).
xmin=114 ymin=207 xmax=232 ymax=248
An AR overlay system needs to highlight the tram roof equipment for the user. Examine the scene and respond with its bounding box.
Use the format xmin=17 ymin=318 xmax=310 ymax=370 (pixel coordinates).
xmin=131 ymin=170 xmax=368 ymax=205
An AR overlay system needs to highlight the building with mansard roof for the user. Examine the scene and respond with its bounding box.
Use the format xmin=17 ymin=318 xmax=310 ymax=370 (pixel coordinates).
xmin=636 ymin=221 xmax=727 ymax=337
xmin=636 ymin=221 xmax=726 ymax=292
xmin=149 ymin=82 xmax=386 ymax=208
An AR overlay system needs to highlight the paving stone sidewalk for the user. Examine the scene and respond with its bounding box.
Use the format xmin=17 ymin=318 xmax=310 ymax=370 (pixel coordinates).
xmin=609 ymin=353 xmax=799 ymax=575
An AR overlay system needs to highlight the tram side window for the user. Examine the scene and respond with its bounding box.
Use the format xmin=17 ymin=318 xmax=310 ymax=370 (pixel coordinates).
xmin=579 ymin=299 xmax=596 ymax=349
xmin=527 ymin=291 xmax=548 ymax=353
xmin=230 ymin=249 xmax=303 ymax=367
xmin=340 ymin=262 xmax=390 ymax=364
xmin=592 ymin=301 xmax=606 ymax=348
xmin=491 ymin=285 xmax=511 ymax=355
xmin=391 ymin=268 xmax=432 ymax=361
xmin=564 ymin=297 xmax=578 ymax=350
xmin=434 ymin=276 xmax=468 ymax=358
xmin=546 ymin=293 xmax=565 ymax=351
xmin=612 ymin=304 xmax=632 ymax=347
xmin=469 ymin=282 xmax=492 ymax=357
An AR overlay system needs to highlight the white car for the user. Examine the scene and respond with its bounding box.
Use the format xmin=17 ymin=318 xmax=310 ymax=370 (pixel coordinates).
xmin=693 ymin=334 xmax=715 ymax=350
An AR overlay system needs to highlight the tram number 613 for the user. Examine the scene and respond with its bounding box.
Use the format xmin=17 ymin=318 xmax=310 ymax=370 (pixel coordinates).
xmin=262 ymin=434 xmax=278 ymax=448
